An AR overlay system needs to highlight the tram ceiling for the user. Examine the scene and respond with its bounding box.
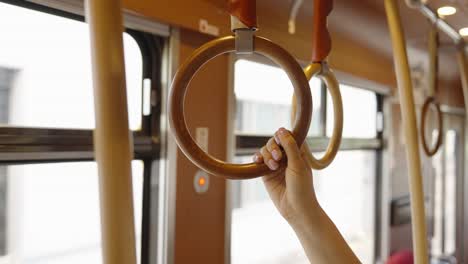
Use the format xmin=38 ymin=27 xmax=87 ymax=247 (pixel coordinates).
xmin=428 ymin=0 xmax=468 ymax=33
xmin=361 ymin=0 xmax=465 ymax=80
xmin=199 ymin=0 xmax=462 ymax=85
xmin=253 ymin=0 xmax=463 ymax=82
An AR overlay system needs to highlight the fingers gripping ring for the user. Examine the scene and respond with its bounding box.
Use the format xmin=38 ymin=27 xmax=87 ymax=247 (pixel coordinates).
xmin=169 ymin=36 xmax=312 ymax=179
xmin=291 ymin=63 xmax=343 ymax=170
xmin=421 ymin=97 xmax=443 ymax=156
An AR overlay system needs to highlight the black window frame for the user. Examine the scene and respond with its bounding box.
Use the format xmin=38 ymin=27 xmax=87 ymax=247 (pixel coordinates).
xmin=0 ymin=1 xmax=165 ymax=263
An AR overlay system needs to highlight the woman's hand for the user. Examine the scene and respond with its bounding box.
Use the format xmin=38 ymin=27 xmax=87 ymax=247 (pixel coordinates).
xmin=253 ymin=127 xmax=318 ymax=226
xmin=254 ymin=127 xmax=361 ymax=263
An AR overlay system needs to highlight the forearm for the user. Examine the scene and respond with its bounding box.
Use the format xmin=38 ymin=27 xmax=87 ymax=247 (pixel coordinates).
xmin=290 ymin=204 xmax=361 ymax=264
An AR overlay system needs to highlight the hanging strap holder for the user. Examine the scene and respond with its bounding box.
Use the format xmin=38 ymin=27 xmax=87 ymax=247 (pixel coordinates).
xmin=311 ymin=0 xmax=333 ymax=63
xmin=228 ymin=0 xmax=257 ymax=54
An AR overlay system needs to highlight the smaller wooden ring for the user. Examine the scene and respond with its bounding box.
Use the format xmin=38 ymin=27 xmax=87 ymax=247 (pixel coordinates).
xmin=421 ymin=96 xmax=443 ymax=156
xmin=291 ymin=63 xmax=343 ymax=170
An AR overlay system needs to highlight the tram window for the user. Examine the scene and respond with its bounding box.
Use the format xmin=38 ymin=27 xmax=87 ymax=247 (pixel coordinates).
xmin=432 ymin=130 xmax=460 ymax=257
xmin=230 ymin=156 xmax=309 ymax=264
xmin=0 ymin=2 xmax=163 ymax=264
xmin=0 ymin=161 xmax=143 ymax=263
xmin=232 ymin=61 xmax=381 ymax=263
xmin=313 ymin=150 xmax=376 ymax=263
xmin=231 ymin=151 xmax=376 ymax=264
xmin=0 ymin=2 xmax=143 ymax=130
xmin=234 ymin=59 xmax=323 ymax=136
xmin=443 ymin=131 xmax=457 ymax=255
xmin=327 ymin=84 xmax=377 ymax=138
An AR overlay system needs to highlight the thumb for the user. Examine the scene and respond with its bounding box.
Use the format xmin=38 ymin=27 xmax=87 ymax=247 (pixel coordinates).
xmin=276 ymin=128 xmax=314 ymax=197
xmin=276 ymin=128 xmax=304 ymax=169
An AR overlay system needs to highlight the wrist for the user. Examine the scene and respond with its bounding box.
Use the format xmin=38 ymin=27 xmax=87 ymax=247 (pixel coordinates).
xmin=288 ymin=200 xmax=324 ymax=233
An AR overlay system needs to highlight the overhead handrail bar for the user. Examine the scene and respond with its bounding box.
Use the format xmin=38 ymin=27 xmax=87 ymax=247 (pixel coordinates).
xmin=85 ymin=0 xmax=137 ymax=263
xmin=291 ymin=0 xmax=343 ymax=170
xmin=168 ymin=0 xmax=313 ymax=179
xmin=385 ymin=1 xmax=430 ymax=263
xmin=405 ymin=0 xmax=464 ymax=45
xmin=421 ymin=24 xmax=443 ymax=156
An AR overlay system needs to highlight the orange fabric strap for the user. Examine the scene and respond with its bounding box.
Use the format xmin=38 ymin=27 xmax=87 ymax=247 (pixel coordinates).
xmin=228 ymin=0 xmax=257 ymax=29
xmin=311 ymin=0 xmax=333 ymax=62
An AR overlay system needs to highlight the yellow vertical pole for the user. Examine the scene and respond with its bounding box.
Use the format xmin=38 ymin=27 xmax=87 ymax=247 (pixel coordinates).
xmin=85 ymin=1 xmax=137 ymax=264
xmin=384 ymin=1 xmax=429 ymax=263
xmin=456 ymin=48 xmax=468 ymax=115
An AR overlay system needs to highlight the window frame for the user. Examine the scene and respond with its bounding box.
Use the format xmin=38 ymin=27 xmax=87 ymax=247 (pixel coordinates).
xmin=0 ymin=1 xmax=165 ymax=264
xmin=232 ymin=56 xmax=385 ymax=155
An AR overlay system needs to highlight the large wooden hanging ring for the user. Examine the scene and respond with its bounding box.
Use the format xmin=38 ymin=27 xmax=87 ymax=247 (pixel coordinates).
xmin=291 ymin=63 xmax=343 ymax=170
xmin=169 ymin=36 xmax=312 ymax=179
xmin=421 ymin=96 xmax=443 ymax=156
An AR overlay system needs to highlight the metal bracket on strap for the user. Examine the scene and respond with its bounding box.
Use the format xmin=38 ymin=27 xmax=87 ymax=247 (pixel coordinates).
xmin=234 ymin=28 xmax=254 ymax=54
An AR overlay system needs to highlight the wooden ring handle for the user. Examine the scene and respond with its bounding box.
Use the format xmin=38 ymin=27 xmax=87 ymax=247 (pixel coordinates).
xmin=169 ymin=36 xmax=312 ymax=179
xmin=311 ymin=0 xmax=333 ymax=62
xmin=291 ymin=63 xmax=343 ymax=169
xmin=421 ymin=96 xmax=443 ymax=156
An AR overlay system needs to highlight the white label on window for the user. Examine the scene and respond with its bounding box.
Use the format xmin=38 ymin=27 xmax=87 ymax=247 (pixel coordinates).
xmin=376 ymin=112 xmax=384 ymax=133
xmin=196 ymin=127 xmax=209 ymax=152
xmin=143 ymin=78 xmax=151 ymax=116
xmin=199 ymin=19 xmax=220 ymax=36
